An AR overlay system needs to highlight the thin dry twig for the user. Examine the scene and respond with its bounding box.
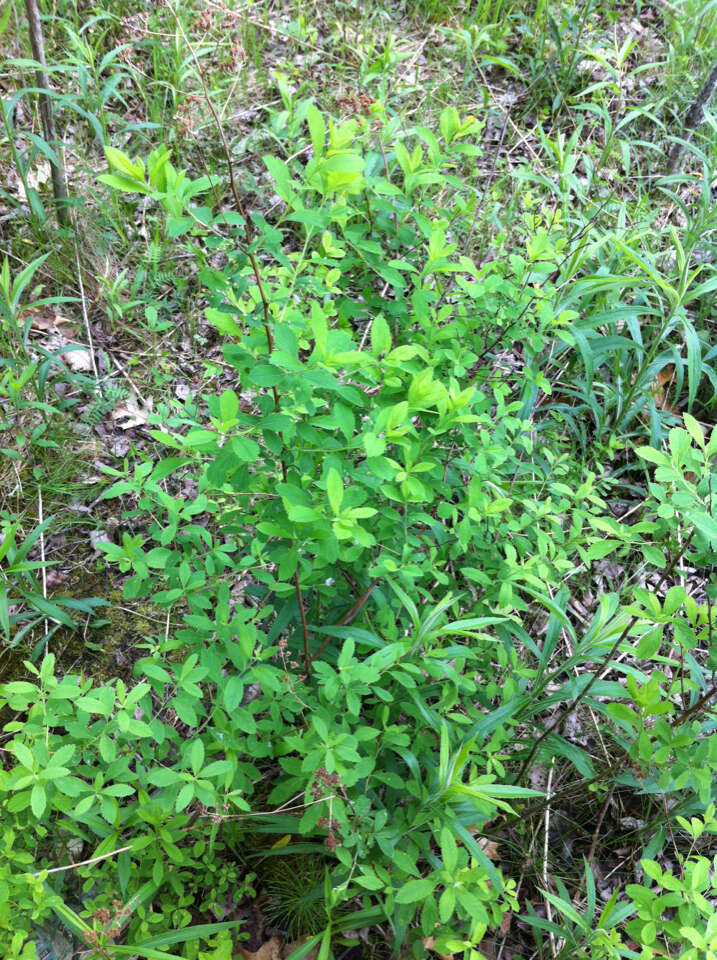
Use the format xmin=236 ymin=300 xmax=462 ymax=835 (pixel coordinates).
xmin=543 ymin=759 xmax=558 ymax=959
xmin=37 ymin=486 xmax=48 ymax=655
xmin=74 ymin=236 xmax=99 ymax=382
xmin=33 ymin=843 xmax=134 ymax=877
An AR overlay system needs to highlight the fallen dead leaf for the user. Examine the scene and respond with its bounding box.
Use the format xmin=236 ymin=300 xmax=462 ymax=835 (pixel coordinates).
xmin=478 ymin=837 xmax=501 ymax=860
xmin=64 ymin=345 xmax=94 ymax=372
xmin=111 ymin=394 xmax=153 ymax=429
xmin=651 ymin=363 xmax=678 ymax=415
xmin=12 ymin=160 xmax=51 ymax=202
xmin=464 ymin=832 xmax=502 ymax=861
xmin=238 ymin=935 xmax=283 ymax=960
xmin=422 ymin=936 xmax=454 ymax=960
xmin=25 ymin=308 xmax=93 ymax=372
xmin=282 ymin=936 xmax=318 ymax=960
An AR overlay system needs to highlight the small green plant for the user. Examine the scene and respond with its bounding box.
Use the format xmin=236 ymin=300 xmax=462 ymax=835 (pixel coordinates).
xmin=626 ymin=807 xmax=717 ymax=959
xmin=0 ymin=516 xmax=103 ymax=655
xmin=2 ymin=7 xmax=717 ymax=956
xmin=263 ymin=855 xmax=327 ymax=938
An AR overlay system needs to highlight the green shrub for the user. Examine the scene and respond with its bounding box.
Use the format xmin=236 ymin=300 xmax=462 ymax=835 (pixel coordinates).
xmin=1 ymin=96 xmax=716 ymax=960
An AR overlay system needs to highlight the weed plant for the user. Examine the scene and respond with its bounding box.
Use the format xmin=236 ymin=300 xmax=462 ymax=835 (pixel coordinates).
xmin=0 ymin=1 xmax=716 ymax=959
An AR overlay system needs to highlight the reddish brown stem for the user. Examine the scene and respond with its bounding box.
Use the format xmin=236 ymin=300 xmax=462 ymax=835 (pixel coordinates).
xmin=165 ymin=2 xmax=276 ymax=401
xmin=314 ymin=578 xmax=380 ymax=659
xmin=295 ymin=571 xmax=311 ymax=677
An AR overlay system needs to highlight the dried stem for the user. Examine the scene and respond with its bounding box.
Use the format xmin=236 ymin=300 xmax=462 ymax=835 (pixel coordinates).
xmin=24 ymin=0 xmax=69 ymax=226
xmin=164 ymin=1 xmax=278 ymax=404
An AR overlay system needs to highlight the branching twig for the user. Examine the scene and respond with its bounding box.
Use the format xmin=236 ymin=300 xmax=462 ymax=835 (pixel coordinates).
xmin=165 ymin=2 xmax=278 ymax=405
xmin=314 ymin=578 xmax=381 ymax=659
xmin=667 ymin=59 xmax=717 ymax=174
xmin=33 ymin=844 xmax=134 ymax=877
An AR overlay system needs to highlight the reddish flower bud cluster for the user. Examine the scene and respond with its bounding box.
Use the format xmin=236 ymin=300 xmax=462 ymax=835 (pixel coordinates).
xmin=193 ymin=2 xmax=244 ymax=70
xmin=310 ymin=769 xmax=345 ymax=852
xmin=196 ymin=9 xmax=217 ymax=31
xmin=310 ymin=767 xmax=341 ymax=801
xmin=83 ymin=901 xmax=131 ymax=950
xmin=176 ymin=94 xmax=203 ymax=136
xmin=337 ymin=93 xmax=376 ymax=117
xmin=117 ymin=12 xmax=149 ymax=64
xmin=317 ymin=816 xmax=341 ymax=852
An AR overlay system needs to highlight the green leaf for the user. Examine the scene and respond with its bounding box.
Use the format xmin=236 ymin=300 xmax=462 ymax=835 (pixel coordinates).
xmin=354 ymin=872 xmax=384 ymax=890
xmin=264 ymin=155 xmax=295 ymax=201
xmin=307 ymin=104 xmax=325 ymax=158
xmin=370 ymin=315 xmax=391 ymax=357
xmin=635 ymin=446 xmax=669 ymax=466
xmin=148 ymin=767 xmax=180 ymax=787
xmin=135 ymin=921 xmax=243 ymax=950
xmin=395 ymin=876 xmax=436 ymax=903
xmin=223 ymin=675 xmax=244 ymax=713
xmin=31 ymin=782 xmax=46 ymax=818
xmin=586 ymin=540 xmax=621 ymax=562
xmin=190 ymin=739 xmax=204 ymax=775
xmin=606 ymin=703 xmax=638 ymax=730
xmin=641 ymin=544 xmax=666 ymax=568
xmin=219 ymin=389 xmax=239 ymax=423
xmin=690 ymin=509 xmax=717 ymax=545
xmin=327 ymin=469 xmax=343 ymax=515
xmin=105 ymin=145 xmax=145 ymax=181
xmin=317 ymin=925 xmax=332 ymax=960
xmin=176 ymin=783 xmax=194 ymax=812
xmin=636 ymin=625 xmax=662 ymax=658
xmin=0 ymin=585 xmax=8 ymax=639
xmin=12 ymin=741 xmax=34 ymax=770
xmin=333 ymin=403 xmax=354 ymax=440
xmin=682 ymin=413 xmax=705 ymax=449
xmin=98 ymin=173 xmax=151 ymax=195
xmin=440 ymin=825 xmax=458 ymax=874
xmin=232 ymin=436 xmax=260 ymax=462
xmin=205 ymin=307 xmax=242 ymax=336
xmin=287 ymin=505 xmax=322 ymax=523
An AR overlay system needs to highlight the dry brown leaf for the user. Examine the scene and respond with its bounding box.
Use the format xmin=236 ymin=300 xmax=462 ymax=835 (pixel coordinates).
xmin=64 ymin=346 xmax=94 ymax=372
xmin=478 ymin=837 xmax=501 ymax=860
xmin=26 ymin=309 xmax=56 ymax=333
xmin=111 ymin=395 xmax=153 ymax=429
xmin=52 ymin=314 xmax=79 ymax=341
xmin=422 ymin=936 xmax=455 ymax=960
xmin=651 ymin=363 xmax=678 ymax=415
xmin=12 ymin=160 xmax=51 ymax=202
xmin=464 ymin=832 xmax=502 ymax=861
xmin=282 ymin=936 xmax=318 ymax=960
xmin=25 ymin=309 xmax=92 ymax=371
xmin=238 ymin=935 xmax=283 ymax=960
